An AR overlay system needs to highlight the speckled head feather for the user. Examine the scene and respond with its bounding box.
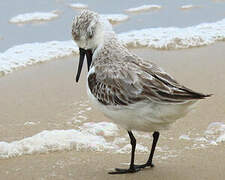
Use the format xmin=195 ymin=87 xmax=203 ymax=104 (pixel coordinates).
xmin=72 ymin=10 xmax=98 ymax=40
xmin=72 ymin=10 xmax=100 ymax=50
xmin=72 ymin=10 xmax=112 ymax=50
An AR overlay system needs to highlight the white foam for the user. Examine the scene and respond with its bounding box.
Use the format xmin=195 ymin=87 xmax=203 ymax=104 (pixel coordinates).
xmin=194 ymin=137 xmax=208 ymax=142
xmin=4 ymin=121 xmax=225 ymax=159
xmin=0 ymin=121 xmax=125 ymax=159
xmin=118 ymin=18 xmax=225 ymax=49
xmin=179 ymin=134 xmax=191 ymax=140
xmin=80 ymin=122 xmax=119 ymax=137
xmin=68 ymin=3 xmax=88 ymax=9
xmin=178 ymin=122 xmax=225 ymax=150
xmin=24 ymin=121 xmax=38 ymax=126
xmin=125 ymin=5 xmax=162 ymax=13
xmin=0 ymin=41 xmax=78 ymax=76
xmin=0 ymin=129 xmax=114 ymax=159
xmin=101 ymin=14 xmax=129 ymax=24
xmin=205 ymin=122 xmax=225 ymax=135
xmin=116 ymin=144 xmax=149 ymax=154
xmin=0 ymin=119 xmax=161 ymax=159
xmin=216 ymin=134 xmax=225 ymax=143
xmin=9 ymin=11 xmax=60 ymax=24
xmin=1 ymin=18 xmax=225 ymax=76
xmin=205 ymin=122 xmax=225 ymax=143
xmin=112 ymin=137 xmax=128 ymax=145
xmin=180 ymin=5 xmax=196 ymax=10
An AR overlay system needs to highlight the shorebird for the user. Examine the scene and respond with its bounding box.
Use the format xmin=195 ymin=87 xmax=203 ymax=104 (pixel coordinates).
xmin=72 ymin=10 xmax=211 ymax=174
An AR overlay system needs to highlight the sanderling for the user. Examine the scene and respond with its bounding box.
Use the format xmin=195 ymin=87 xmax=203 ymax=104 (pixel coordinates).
xmin=72 ymin=10 xmax=211 ymax=174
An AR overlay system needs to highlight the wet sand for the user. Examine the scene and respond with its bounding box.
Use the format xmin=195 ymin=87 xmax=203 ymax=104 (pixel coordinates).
xmin=0 ymin=42 xmax=225 ymax=179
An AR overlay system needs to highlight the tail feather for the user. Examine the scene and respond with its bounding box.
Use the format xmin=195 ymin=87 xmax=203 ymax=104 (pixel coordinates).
xmin=179 ymin=86 xmax=212 ymax=100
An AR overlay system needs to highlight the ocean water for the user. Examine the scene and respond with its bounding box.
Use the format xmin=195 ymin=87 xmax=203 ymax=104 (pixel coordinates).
xmin=0 ymin=0 xmax=225 ymax=160
xmin=0 ymin=0 xmax=225 ymax=51
xmin=1 ymin=16 xmax=225 ymax=76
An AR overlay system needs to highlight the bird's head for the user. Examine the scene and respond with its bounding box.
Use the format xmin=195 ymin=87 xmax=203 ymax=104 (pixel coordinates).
xmin=72 ymin=10 xmax=112 ymax=82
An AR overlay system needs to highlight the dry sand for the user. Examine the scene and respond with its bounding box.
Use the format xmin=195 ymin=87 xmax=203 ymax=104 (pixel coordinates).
xmin=0 ymin=42 xmax=225 ymax=180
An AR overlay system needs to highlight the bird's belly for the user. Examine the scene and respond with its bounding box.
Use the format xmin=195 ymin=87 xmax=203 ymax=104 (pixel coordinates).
xmin=87 ymin=86 xmax=196 ymax=132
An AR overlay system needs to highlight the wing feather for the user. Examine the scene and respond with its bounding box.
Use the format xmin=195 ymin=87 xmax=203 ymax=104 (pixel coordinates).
xmin=88 ymin=55 xmax=210 ymax=106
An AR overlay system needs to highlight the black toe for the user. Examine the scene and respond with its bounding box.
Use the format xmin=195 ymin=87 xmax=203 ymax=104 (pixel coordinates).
xmin=133 ymin=163 xmax=154 ymax=169
xmin=108 ymin=167 xmax=140 ymax=174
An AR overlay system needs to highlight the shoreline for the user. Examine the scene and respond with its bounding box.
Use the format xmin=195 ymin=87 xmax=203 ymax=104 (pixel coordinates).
xmin=0 ymin=43 xmax=225 ymax=179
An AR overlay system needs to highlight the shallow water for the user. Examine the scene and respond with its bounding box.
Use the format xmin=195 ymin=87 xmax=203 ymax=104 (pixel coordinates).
xmin=1 ymin=0 xmax=225 ymax=51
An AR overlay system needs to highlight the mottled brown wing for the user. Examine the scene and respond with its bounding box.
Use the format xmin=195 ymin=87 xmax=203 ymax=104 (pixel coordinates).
xmin=88 ymin=56 xmax=210 ymax=106
xmin=88 ymin=63 xmax=146 ymax=106
xmin=133 ymin=59 xmax=210 ymax=103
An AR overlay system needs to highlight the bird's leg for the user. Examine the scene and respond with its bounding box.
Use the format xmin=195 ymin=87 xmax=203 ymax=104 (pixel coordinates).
xmin=134 ymin=131 xmax=160 ymax=169
xmin=109 ymin=131 xmax=141 ymax=174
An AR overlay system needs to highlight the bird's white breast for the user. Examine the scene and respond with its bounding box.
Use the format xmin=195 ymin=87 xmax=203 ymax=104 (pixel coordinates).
xmin=87 ymin=67 xmax=196 ymax=132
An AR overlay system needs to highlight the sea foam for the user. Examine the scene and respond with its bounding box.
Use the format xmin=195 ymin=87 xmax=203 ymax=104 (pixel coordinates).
xmin=118 ymin=18 xmax=225 ymax=49
xmin=101 ymin=14 xmax=129 ymax=24
xmin=180 ymin=5 xmax=198 ymax=10
xmin=0 ymin=122 xmax=149 ymax=159
xmin=179 ymin=122 xmax=225 ymax=149
xmin=125 ymin=5 xmax=162 ymax=13
xmin=1 ymin=18 xmax=225 ymax=76
xmin=0 ymin=129 xmax=113 ymax=159
xmin=9 ymin=11 xmax=60 ymax=24
xmin=68 ymin=3 xmax=88 ymax=9
xmin=1 ymin=121 xmax=225 ymax=159
xmin=0 ymin=41 xmax=78 ymax=76
xmin=205 ymin=122 xmax=225 ymax=143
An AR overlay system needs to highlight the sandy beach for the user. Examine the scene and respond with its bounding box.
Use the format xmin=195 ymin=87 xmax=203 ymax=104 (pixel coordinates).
xmin=1 ymin=0 xmax=225 ymax=179
xmin=0 ymin=42 xmax=225 ymax=179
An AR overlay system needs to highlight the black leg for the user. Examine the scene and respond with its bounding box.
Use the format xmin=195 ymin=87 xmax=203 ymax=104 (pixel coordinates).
xmin=108 ymin=131 xmax=141 ymax=174
xmin=146 ymin=131 xmax=160 ymax=167
xmin=134 ymin=131 xmax=160 ymax=169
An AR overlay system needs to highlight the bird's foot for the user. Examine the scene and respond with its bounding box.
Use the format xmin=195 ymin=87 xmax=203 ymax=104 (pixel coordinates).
xmin=108 ymin=162 xmax=154 ymax=174
xmin=108 ymin=167 xmax=141 ymax=174
xmin=134 ymin=162 xmax=154 ymax=169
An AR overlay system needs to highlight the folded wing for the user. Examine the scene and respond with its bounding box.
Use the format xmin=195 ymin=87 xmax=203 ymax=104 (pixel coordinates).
xmin=88 ymin=56 xmax=210 ymax=106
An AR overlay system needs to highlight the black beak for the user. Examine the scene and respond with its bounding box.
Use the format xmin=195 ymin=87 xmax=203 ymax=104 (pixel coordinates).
xmin=75 ymin=48 xmax=93 ymax=82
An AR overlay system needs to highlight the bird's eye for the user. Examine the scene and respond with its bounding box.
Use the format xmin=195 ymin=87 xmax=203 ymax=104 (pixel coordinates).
xmin=87 ymin=31 xmax=93 ymax=39
xmin=72 ymin=29 xmax=80 ymax=40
